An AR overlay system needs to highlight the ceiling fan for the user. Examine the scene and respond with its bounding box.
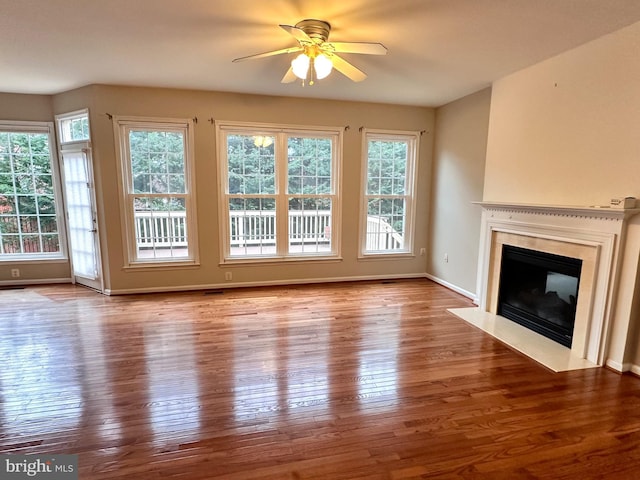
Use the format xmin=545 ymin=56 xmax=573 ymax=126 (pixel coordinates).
xmin=232 ymin=19 xmax=387 ymax=85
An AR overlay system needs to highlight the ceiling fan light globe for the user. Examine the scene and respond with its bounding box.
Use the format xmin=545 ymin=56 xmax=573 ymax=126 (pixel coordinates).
xmin=314 ymin=54 xmax=333 ymax=79
xmin=291 ymin=54 xmax=310 ymax=79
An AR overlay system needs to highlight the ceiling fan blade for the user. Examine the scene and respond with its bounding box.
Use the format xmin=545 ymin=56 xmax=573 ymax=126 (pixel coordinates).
xmin=281 ymin=67 xmax=297 ymax=83
xmin=232 ymin=46 xmax=302 ymax=63
xmin=279 ymin=24 xmax=313 ymax=44
xmin=326 ymin=42 xmax=387 ymax=55
xmin=329 ymin=54 xmax=367 ymax=82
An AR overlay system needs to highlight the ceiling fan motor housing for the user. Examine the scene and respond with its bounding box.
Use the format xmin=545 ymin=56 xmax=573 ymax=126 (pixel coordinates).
xmin=295 ymin=19 xmax=331 ymax=43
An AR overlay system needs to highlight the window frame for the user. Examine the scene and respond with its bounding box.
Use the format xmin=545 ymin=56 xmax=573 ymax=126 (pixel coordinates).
xmin=359 ymin=128 xmax=420 ymax=258
xmin=0 ymin=120 xmax=68 ymax=263
xmin=216 ymin=121 xmax=343 ymax=264
xmin=113 ymin=116 xmax=199 ymax=269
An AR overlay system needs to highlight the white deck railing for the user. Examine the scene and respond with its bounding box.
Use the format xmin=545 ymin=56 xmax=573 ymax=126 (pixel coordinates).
xmin=134 ymin=210 xmax=403 ymax=250
xmin=135 ymin=211 xmax=188 ymax=248
xmin=229 ymin=210 xmax=333 ymax=246
xmin=365 ymin=215 xmax=404 ymax=251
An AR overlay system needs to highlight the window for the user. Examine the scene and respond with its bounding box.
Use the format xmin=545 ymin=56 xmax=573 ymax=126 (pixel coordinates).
xmin=114 ymin=117 xmax=198 ymax=267
xmin=360 ymin=129 xmax=419 ymax=256
xmin=57 ymin=109 xmax=90 ymax=143
xmin=0 ymin=121 xmax=65 ymax=259
xmin=217 ymin=122 xmax=342 ymax=262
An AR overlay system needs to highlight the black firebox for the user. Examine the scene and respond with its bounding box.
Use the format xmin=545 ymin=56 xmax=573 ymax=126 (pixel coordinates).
xmin=498 ymin=245 xmax=582 ymax=348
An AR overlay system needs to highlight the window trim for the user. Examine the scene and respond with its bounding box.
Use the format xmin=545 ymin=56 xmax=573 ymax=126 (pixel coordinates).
xmin=216 ymin=120 xmax=343 ymax=264
xmin=113 ymin=116 xmax=199 ymax=269
xmin=359 ymin=128 xmax=420 ymax=258
xmin=0 ymin=120 xmax=68 ymax=262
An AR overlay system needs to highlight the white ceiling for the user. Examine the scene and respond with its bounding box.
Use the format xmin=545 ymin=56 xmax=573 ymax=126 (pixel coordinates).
xmin=2 ymin=0 xmax=640 ymax=107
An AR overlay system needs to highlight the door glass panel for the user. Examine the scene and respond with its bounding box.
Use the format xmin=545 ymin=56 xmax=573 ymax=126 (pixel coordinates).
xmin=62 ymin=150 xmax=97 ymax=279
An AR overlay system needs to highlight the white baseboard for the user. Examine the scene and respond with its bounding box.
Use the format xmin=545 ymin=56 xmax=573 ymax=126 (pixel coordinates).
xmin=605 ymin=358 xmax=629 ymax=373
xmin=424 ymin=273 xmax=477 ymax=302
xmin=0 ymin=277 xmax=72 ymax=287
xmin=104 ymin=273 xmax=427 ymax=295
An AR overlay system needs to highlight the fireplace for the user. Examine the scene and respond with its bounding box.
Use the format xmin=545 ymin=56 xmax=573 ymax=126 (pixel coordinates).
xmin=497 ymin=245 xmax=582 ymax=348
xmin=460 ymin=201 xmax=640 ymax=371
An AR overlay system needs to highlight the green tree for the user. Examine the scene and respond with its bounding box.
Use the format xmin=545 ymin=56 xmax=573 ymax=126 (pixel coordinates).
xmin=129 ymin=130 xmax=186 ymax=212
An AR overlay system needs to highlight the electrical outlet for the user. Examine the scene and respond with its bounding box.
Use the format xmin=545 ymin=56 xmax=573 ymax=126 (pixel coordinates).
xmin=224 ymin=272 xmax=232 ymax=281
xmin=11 ymin=268 xmax=20 ymax=278
xmin=444 ymin=253 xmax=449 ymax=263
xmin=419 ymin=247 xmax=426 ymax=256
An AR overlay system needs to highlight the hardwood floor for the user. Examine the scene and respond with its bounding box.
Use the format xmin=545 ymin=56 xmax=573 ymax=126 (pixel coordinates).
xmin=2 ymin=279 xmax=640 ymax=479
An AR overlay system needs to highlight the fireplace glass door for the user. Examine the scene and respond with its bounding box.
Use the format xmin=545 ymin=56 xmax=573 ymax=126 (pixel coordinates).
xmin=498 ymin=245 xmax=582 ymax=347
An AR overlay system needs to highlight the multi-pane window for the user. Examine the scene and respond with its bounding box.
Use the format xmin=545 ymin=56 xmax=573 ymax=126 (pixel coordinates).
xmin=57 ymin=110 xmax=90 ymax=143
xmin=0 ymin=122 xmax=65 ymax=259
xmin=115 ymin=118 xmax=198 ymax=266
xmin=218 ymin=123 xmax=341 ymax=261
xmin=361 ymin=130 xmax=419 ymax=255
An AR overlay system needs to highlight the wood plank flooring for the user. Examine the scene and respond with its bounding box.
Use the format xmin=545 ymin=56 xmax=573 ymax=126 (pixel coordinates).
xmin=1 ymin=279 xmax=640 ymax=479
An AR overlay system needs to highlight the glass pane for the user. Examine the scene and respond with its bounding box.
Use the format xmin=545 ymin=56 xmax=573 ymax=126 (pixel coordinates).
xmin=168 ymin=174 xmax=185 ymax=193
xmin=288 ymin=197 xmax=332 ymax=254
xmin=13 ymin=155 xmax=32 ymax=174
xmin=0 ymin=154 xmax=10 ymax=174
xmin=1 ymin=235 xmax=20 ymax=254
xmin=59 ymin=114 xmax=90 ymax=143
xmin=32 ymin=154 xmax=51 ymax=173
xmin=133 ymin=196 xmax=188 ymax=260
xmin=228 ymin=197 xmax=276 ymax=256
xmin=367 ymin=140 xmax=408 ymax=195
xmin=0 ymin=216 xmax=18 ymax=233
xmin=41 ymin=234 xmax=60 ymax=253
xmin=14 ymin=175 xmax=33 ymax=192
xmin=287 ymin=137 xmax=332 ymax=195
xmin=34 ymin=175 xmax=54 ymax=194
xmin=17 ymin=196 xmax=37 ymax=214
xmin=365 ymin=197 xmax=405 ymax=251
xmin=227 ymin=134 xmax=275 ymax=195
xmin=37 ymin=195 xmax=56 ymax=214
xmin=20 ymin=215 xmax=39 ymax=233
xmin=39 ymin=216 xmax=58 ymax=233
xmin=22 ymin=234 xmax=41 ymax=253
xmin=0 ymin=172 xmax=14 ymax=194
xmin=0 ymin=190 xmax=15 ymax=210
xmin=129 ymin=130 xmax=185 ymax=194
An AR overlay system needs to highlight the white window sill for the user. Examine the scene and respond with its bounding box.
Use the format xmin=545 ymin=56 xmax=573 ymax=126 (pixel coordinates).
xmin=0 ymin=256 xmax=68 ymax=264
xmin=358 ymin=252 xmax=416 ymax=260
xmin=123 ymin=260 xmax=200 ymax=271
xmin=220 ymin=255 xmax=343 ymax=266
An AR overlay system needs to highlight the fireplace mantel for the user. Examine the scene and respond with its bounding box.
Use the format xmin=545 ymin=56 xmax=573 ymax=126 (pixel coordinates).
xmin=474 ymin=201 xmax=640 ymax=221
xmin=471 ymin=201 xmax=640 ymax=369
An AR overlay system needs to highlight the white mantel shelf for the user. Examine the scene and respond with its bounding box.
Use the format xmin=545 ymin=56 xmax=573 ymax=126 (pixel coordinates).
xmin=474 ymin=201 xmax=640 ymax=221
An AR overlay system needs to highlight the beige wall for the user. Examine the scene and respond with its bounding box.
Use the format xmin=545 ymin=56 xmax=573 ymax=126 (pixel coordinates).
xmin=428 ymin=88 xmax=491 ymax=298
xmin=484 ymin=21 xmax=640 ymax=206
xmin=0 ymin=93 xmax=53 ymax=121
xmin=484 ymin=20 xmax=640 ymax=370
xmin=72 ymin=85 xmax=435 ymax=293
xmin=0 ymin=93 xmax=72 ymax=283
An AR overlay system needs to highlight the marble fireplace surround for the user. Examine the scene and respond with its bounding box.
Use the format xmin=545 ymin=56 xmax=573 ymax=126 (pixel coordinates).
xmin=467 ymin=202 xmax=640 ymax=369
